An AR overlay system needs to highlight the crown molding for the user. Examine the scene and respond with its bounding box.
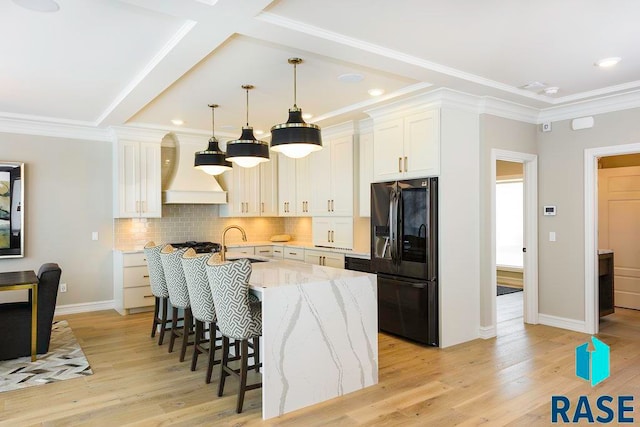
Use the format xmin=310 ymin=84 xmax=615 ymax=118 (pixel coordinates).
xmin=538 ymin=89 xmax=640 ymax=123
xmin=480 ymin=97 xmax=540 ymax=124
xmin=321 ymin=120 xmax=356 ymax=138
xmin=0 ymin=113 xmax=112 ymax=141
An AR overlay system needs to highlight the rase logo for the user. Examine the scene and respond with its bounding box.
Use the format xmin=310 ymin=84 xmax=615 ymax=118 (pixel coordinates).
xmin=551 ymin=337 xmax=635 ymax=424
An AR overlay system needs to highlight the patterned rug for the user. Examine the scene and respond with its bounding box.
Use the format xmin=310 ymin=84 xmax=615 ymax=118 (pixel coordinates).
xmin=0 ymin=320 xmax=92 ymax=392
xmin=497 ymin=285 xmax=523 ymax=296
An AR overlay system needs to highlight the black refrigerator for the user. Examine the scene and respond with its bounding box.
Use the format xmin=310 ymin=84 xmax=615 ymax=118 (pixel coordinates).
xmin=371 ymin=177 xmax=438 ymax=346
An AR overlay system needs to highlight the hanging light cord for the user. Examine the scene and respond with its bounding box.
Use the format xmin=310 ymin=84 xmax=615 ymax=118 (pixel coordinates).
xmin=245 ymin=87 xmax=250 ymax=127
xmin=210 ymin=105 xmax=216 ymax=137
xmin=293 ymin=61 xmax=297 ymax=108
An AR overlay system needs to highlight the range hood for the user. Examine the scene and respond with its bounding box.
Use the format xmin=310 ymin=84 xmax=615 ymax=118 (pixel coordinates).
xmin=162 ymin=133 xmax=227 ymax=204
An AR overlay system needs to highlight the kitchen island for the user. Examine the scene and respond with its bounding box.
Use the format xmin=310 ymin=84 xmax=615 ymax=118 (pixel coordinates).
xmin=245 ymin=258 xmax=378 ymax=420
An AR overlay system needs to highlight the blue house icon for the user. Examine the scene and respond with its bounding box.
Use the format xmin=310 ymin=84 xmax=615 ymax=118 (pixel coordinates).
xmin=576 ymin=336 xmax=610 ymax=386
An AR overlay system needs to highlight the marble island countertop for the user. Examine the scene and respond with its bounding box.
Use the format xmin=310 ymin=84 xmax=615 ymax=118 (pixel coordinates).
xmin=226 ymin=240 xmax=371 ymax=259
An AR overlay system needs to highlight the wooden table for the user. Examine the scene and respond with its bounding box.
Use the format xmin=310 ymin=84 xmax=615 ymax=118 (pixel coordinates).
xmin=0 ymin=270 xmax=38 ymax=361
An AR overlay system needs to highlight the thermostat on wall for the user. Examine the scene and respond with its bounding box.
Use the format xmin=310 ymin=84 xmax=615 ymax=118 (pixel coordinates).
xmin=544 ymin=205 xmax=557 ymax=216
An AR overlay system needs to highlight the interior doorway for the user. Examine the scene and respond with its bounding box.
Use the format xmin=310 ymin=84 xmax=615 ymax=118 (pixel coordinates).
xmin=584 ymin=142 xmax=640 ymax=334
xmin=490 ymin=149 xmax=538 ymax=334
xmin=495 ymin=161 xmax=525 ymax=329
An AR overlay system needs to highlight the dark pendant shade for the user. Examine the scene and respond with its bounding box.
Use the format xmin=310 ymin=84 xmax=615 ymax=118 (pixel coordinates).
xmin=271 ymin=108 xmax=322 ymax=158
xmin=194 ymin=137 xmax=232 ymax=176
xmin=226 ymin=127 xmax=270 ymax=168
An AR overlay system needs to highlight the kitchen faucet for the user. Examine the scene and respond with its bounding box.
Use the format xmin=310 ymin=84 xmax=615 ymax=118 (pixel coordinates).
xmin=220 ymin=225 xmax=247 ymax=261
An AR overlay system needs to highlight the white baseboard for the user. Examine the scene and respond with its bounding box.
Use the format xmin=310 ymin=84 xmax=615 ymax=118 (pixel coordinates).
xmin=479 ymin=325 xmax=496 ymax=339
xmin=538 ymin=313 xmax=586 ymax=334
xmin=55 ymin=300 xmax=115 ymax=316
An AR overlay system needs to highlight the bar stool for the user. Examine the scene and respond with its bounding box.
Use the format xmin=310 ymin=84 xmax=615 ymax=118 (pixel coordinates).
xmin=206 ymin=258 xmax=262 ymax=413
xmin=181 ymin=248 xmax=222 ymax=383
xmin=143 ymin=241 xmax=174 ymax=345
xmin=160 ymin=244 xmax=193 ymax=362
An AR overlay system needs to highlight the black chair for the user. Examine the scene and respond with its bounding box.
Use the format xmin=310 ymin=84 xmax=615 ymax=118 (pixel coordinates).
xmin=0 ymin=263 xmax=62 ymax=360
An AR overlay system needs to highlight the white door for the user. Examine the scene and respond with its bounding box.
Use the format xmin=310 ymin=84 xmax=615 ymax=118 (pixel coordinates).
xmin=139 ymin=142 xmax=162 ymax=218
xmin=309 ymin=140 xmax=332 ymax=216
xmin=296 ymin=155 xmax=311 ymax=215
xmin=373 ymin=118 xmax=404 ymax=182
xmin=598 ymin=166 xmax=640 ymax=309
xmin=312 ymin=217 xmax=332 ymax=246
xmin=278 ymin=154 xmax=297 ymax=216
xmin=324 ymin=253 xmax=345 ymax=269
xmin=117 ymin=140 xmax=140 ymax=217
xmin=243 ymin=166 xmax=261 ymax=216
xmin=331 ymin=217 xmax=354 ymax=249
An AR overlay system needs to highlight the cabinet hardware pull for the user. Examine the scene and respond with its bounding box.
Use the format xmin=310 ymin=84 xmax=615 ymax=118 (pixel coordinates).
xmin=290 ymin=252 xmax=297 ymax=255
xmin=327 ymin=200 xmax=330 ymax=212
xmin=331 ymin=230 xmax=334 ymax=242
xmin=143 ymin=258 xmax=146 ymax=261
xmin=144 ymin=295 xmax=154 ymax=298
xmin=259 ymin=250 xmax=269 ymax=253
xmin=404 ymin=156 xmax=408 ymax=172
xmin=331 ymin=199 xmax=334 ymax=212
xmin=398 ymin=157 xmax=402 ymax=173
xmin=143 ymin=275 xmax=150 ymax=278
xmin=327 ymin=230 xmax=330 ymax=242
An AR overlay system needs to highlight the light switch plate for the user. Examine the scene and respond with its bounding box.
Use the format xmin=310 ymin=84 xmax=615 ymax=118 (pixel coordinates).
xmin=549 ymin=232 xmax=556 ymax=242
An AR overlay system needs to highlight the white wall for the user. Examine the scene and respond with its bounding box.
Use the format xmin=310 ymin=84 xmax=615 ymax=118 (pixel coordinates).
xmin=439 ymin=107 xmax=481 ymax=347
xmin=537 ymin=107 xmax=640 ymax=322
xmin=0 ymin=132 xmax=114 ymax=306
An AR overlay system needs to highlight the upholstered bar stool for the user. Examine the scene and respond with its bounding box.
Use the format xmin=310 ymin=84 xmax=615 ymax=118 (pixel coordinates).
xmin=144 ymin=242 xmax=174 ymax=345
xmin=160 ymin=244 xmax=193 ymax=362
xmin=181 ymin=248 xmax=222 ymax=383
xmin=206 ymin=258 xmax=262 ymax=413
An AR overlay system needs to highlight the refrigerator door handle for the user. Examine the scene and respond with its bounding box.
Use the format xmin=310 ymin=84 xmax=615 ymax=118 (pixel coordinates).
xmin=395 ymin=188 xmax=403 ymax=266
xmin=389 ymin=190 xmax=397 ymax=263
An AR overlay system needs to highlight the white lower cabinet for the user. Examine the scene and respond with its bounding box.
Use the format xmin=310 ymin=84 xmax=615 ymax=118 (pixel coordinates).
xmin=304 ymin=249 xmax=344 ymax=269
xmin=254 ymin=245 xmax=274 ymax=257
xmin=312 ymin=217 xmax=354 ymax=249
xmin=114 ymin=251 xmax=154 ymax=315
xmin=226 ymin=245 xmax=255 ymax=256
xmin=284 ymin=247 xmax=305 ymax=261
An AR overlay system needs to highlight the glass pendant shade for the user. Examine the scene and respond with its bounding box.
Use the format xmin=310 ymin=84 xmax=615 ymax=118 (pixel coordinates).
xmin=271 ymin=108 xmax=322 ymax=159
xmin=226 ymin=127 xmax=270 ymax=168
xmin=270 ymin=57 xmax=322 ymax=159
xmin=194 ymin=137 xmax=231 ymax=176
xmin=194 ymin=103 xmax=231 ymax=175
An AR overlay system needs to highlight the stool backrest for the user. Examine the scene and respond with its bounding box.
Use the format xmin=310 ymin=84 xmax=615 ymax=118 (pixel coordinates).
xmin=181 ymin=248 xmax=217 ymax=323
xmin=143 ymin=242 xmax=168 ymax=298
xmin=160 ymin=245 xmax=190 ymax=309
xmin=206 ymin=258 xmax=255 ymax=340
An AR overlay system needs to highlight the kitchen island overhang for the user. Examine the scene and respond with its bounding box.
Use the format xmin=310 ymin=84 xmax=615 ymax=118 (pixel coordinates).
xmin=248 ymin=259 xmax=378 ymax=420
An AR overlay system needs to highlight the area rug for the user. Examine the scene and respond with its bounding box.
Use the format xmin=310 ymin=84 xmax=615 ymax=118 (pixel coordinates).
xmin=0 ymin=320 xmax=93 ymax=392
xmin=497 ymin=285 xmax=523 ymax=296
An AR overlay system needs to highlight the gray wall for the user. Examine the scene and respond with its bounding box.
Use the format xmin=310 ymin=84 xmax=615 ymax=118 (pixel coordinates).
xmin=537 ymin=107 xmax=640 ymax=321
xmin=479 ymin=115 xmax=538 ymax=326
xmin=0 ymin=132 xmax=113 ymax=305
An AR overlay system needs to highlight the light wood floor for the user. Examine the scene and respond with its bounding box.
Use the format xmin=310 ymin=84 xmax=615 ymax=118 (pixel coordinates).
xmin=1 ymin=307 xmax=639 ymax=426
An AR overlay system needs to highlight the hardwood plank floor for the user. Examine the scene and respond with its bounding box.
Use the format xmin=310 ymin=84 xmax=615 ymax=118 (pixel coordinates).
xmin=1 ymin=308 xmax=638 ymax=426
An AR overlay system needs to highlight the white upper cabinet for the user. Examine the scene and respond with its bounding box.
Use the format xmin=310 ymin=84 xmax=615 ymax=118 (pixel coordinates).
xmin=312 ymin=216 xmax=354 ymax=249
xmin=373 ymin=109 xmax=440 ymax=181
xmin=260 ymin=155 xmax=278 ymax=216
xmin=115 ymin=140 xmax=161 ymax=218
xmin=359 ymin=130 xmax=374 ymax=217
xmin=309 ymin=128 xmax=354 ymax=217
xmin=278 ymin=154 xmax=297 ymax=216
xmin=296 ymin=155 xmax=312 ymax=216
xmin=219 ymin=164 xmax=260 ymax=217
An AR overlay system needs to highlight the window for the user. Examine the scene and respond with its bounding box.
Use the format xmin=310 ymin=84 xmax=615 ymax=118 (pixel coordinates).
xmin=496 ymin=180 xmax=523 ymax=268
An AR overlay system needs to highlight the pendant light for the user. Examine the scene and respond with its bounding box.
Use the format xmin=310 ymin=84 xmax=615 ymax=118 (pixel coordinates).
xmin=194 ymin=104 xmax=232 ymax=176
xmin=225 ymin=85 xmax=270 ymax=168
xmin=270 ymin=58 xmax=322 ymax=159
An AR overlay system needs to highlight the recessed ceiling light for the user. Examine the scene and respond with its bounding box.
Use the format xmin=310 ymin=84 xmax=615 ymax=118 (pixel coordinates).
xmin=368 ymin=88 xmax=385 ymax=97
xmin=544 ymin=87 xmax=559 ymax=95
xmin=595 ymin=57 xmax=621 ymax=68
xmin=13 ymin=0 xmax=59 ymax=12
xmin=254 ymin=129 xmax=265 ymax=136
xmin=171 ymin=119 xmax=184 ymax=126
xmin=338 ymin=73 xmax=364 ymax=83
xmin=302 ymin=113 xmax=313 ymax=120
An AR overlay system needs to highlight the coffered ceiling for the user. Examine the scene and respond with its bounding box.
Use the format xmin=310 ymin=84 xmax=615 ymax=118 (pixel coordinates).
xmin=3 ymin=0 xmax=639 ymax=136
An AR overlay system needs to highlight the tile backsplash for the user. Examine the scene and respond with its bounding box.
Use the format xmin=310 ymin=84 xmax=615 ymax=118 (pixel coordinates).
xmin=114 ymin=204 xmax=288 ymax=250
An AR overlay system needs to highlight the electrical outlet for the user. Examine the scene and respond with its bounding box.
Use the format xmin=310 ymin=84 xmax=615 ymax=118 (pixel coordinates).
xmin=60 ymin=283 xmax=67 ymax=293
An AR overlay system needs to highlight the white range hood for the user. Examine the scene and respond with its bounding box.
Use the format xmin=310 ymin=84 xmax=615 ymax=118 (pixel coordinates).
xmin=162 ymin=133 xmax=227 ymax=204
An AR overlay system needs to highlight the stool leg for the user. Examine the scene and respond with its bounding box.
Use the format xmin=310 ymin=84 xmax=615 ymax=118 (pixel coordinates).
xmin=236 ymin=339 xmax=249 ymax=413
xmin=158 ymin=298 xmax=169 ymax=345
xmin=151 ymin=297 xmax=160 ymax=338
xmin=253 ymin=337 xmax=260 ymax=373
xmin=206 ymin=323 xmax=217 ymax=384
xmin=180 ymin=308 xmax=192 ymax=362
xmin=191 ymin=319 xmax=202 ymax=372
xmin=218 ymin=336 xmax=229 ymax=397
xmin=169 ymin=306 xmax=179 ymax=353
